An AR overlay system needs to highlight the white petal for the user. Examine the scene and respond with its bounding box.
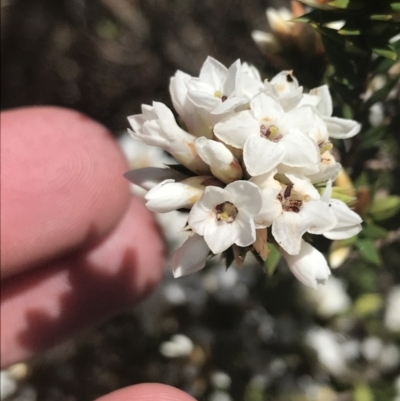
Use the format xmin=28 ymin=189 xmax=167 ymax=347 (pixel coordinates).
xmin=310 ymin=161 xmax=341 ymax=184
xmin=172 ymin=234 xmax=210 ymax=278
xmin=244 ymin=135 xmax=285 ymax=176
xmin=169 ymin=70 xmax=195 ymax=124
xmin=198 ymin=186 xmax=229 ymax=210
xmin=141 ymin=104 xmax=157 ymax=120
xmin=282 ymin=106 xmax=315 ymax=134
xmin=187 ymin=78 xmax=219 ymax=109
xmin=324 ymin=224 xmax=362 ymax=240
xmin=272 ymin=212 xmax=308 ymax=255
xmin=153 ymin=101 xmax=176 ymax=121
xmin=270 ymin=71 xmax=300 ymax=94
xmin=212 ymin=96 xmax=248 ymax=115
xmin=234 ymin=211 xmax=256 ymax=247
xmin=300 ymin=200 xmax=337 ymax=234
xmin=329 ymin=199 xmax=362 ymax=225
xmin=255 ymin=196 xmax=282 ymax=227
xmin=225 ymin=180 xmax=262 ymax=216
xmin=222 ymin=59 xmax=241 ymax=95
xmin=199 ymin=56 xmax=228 ymax=88
xmin=285 ymin=174 xmax=320 ymax=200
xmin=323 ymin=199 xmax=362 ymax=239
xmin=236 ymin=72 xmax=265 ymax=99
xmin=128 ymin=114 xmax=146 ymax=133
xmin=311 ymin=85 xmax=333 ymax=116
xmin=204 ymin=218 xmax=238 ymax=254
xmin=250 ymin=92 xmax=284 ymax=121
xmin=323 ymin=116 xmax=361 ymax=139
xmin=145 ymin=177 xmax=210 ymax=213
xmin=124 ymin=167 xmax=187 ymax=190
xmin=280 ymin=129 xmax=320 ymax=168
xmin=214 ymin=110 xmax=259 ymax=149
xmin=281 ymin=241 xmax=331 ymax=289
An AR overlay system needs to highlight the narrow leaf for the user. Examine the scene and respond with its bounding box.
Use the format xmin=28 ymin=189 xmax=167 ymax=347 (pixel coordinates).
xmin=264 ymin=244 xmax=281 ymax=277
xmin=355 ymin=239 xmax=382 ymax=265
xmin=369 ymin=195 xmax=400 ymax=221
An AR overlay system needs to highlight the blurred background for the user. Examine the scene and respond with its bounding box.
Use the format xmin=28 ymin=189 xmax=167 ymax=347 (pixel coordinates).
xmin=2 ymin=1 xmax=400 ymax=400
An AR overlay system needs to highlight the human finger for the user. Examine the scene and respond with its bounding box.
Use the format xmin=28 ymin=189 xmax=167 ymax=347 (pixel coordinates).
xmin=96 ymin=383 xmax=197 ymax=401
xmin=1 ymin=106 xmax=131 ymax=278
xmin=1 ymin=197 xmax=165 ymax=368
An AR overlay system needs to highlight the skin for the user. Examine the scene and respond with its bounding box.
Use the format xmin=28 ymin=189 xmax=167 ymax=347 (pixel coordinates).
xmin=1 ymin=107 xmax=197 ymax=401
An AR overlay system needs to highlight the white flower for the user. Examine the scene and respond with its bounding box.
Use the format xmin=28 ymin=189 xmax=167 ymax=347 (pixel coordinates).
xmin=299 ymin=85 xmax=361 ymax=139
xmin=144 ymin=176 xmax=220 ymax=213
xmin=266 ymin=7 xmax=294 ymax=34
xmin=264 ymin=70 xmax=303 ymax=111
xmin=305 ymin=276 xmax=351 ymax=317
xmin=187 ymin=57 xmax=249 ymax=115
xmin=308 ymin=150 xmax=342 ymax=184
xmin=194 ymin=137 xmax=243 ymax=184
xmin=172 ymin=233 xmax=210 ymax=277
xmin=214 ymin=92 xmax=320 ymax=177
xmin=281 ymin=240 xmax=331 ymax=288
xmin=321 ymin=188 xmax=363 ymax=240
xmin=188 ymin=181 xmax=263 ymax=254
xmin=128 ymin=101 xmax=211 ymax=174
xmin=250 ymin=169 xmax=282 ymax=227
xmin=169 ymin=70 xmax=214 ymax=139
xmin=270 ymin=174 xmax=336 ymax=255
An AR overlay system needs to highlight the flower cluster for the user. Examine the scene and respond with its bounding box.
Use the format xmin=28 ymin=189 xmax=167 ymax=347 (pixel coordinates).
xmin=125 ymin=56 xmax=362 ymax=289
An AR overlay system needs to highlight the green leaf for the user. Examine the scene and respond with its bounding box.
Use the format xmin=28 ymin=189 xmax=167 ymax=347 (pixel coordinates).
xmin=264 ymin=244 xmax=281 ymax=277
xmin=391 ymin=2 xmax=400 ymax=12
xmin=339 ymin=28 xmax=361 ymax=35
xmin=372 ymin=46 xmax=398 ymax=60
xmin=353 ymin=383 xmax=374 ymax=401
xmin=355 ymin=239 xmax=382 ymax=265
xmin=362 ymin=224 xmax=388 ymax=240
xmin=369 ymin=195 xmax=400 ymax=221
xmin=354 ymin=293 xmax=383 ymax=317
xmin=330 ymin=187 xmax=356 ymax=204
xmin=370 ymin=14 xmax=393 ymax=21
xmin=328 ymin=0 xmax=365 ymax=9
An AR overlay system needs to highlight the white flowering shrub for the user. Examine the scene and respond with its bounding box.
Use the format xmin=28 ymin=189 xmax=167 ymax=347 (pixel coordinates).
xmin=125 ymin=56 xmax=363 ymax=289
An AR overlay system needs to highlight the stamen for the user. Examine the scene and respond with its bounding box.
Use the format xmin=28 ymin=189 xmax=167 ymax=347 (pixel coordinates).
xmin=319 ymin=142 xmax=333 ymax=154
xmin=277 ymin=184 xmax=303 ymax=213
xmin=215 ymin=201 xmax=238 ymax=223
xmin=260 ymin=125 xmax=282 ymax=142
xmin=214 ymin=90 xmax=223 ymax=99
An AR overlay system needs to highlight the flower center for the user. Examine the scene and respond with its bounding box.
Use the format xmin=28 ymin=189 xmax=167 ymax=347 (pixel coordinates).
xmin=260 ymin=124 xmax=282 ymax=143
xmin=214 ymin=91 xmax=227 ymax=102
xmin=215 ymin=201 xmax=238 ymax=223
xmin=277 ymin=183 xmax=303 ymax=213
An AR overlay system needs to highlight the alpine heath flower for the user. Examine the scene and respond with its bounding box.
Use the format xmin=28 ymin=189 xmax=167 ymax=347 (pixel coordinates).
xmin=125 ymin=56 xmax=363 ymax=288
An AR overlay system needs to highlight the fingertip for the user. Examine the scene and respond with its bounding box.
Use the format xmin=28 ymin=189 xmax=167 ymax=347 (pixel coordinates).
xmin=96 ymin=383 xmax=197 ymax=401
xmin=1 ymin=106 xmax=131 ymax=277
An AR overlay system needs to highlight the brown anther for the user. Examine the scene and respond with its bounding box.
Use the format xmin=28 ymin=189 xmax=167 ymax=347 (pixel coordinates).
xmin=221 ymin=95 xmax=227 ymax=102
xmin=284 ymin=183 xmax=294 ymax=199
